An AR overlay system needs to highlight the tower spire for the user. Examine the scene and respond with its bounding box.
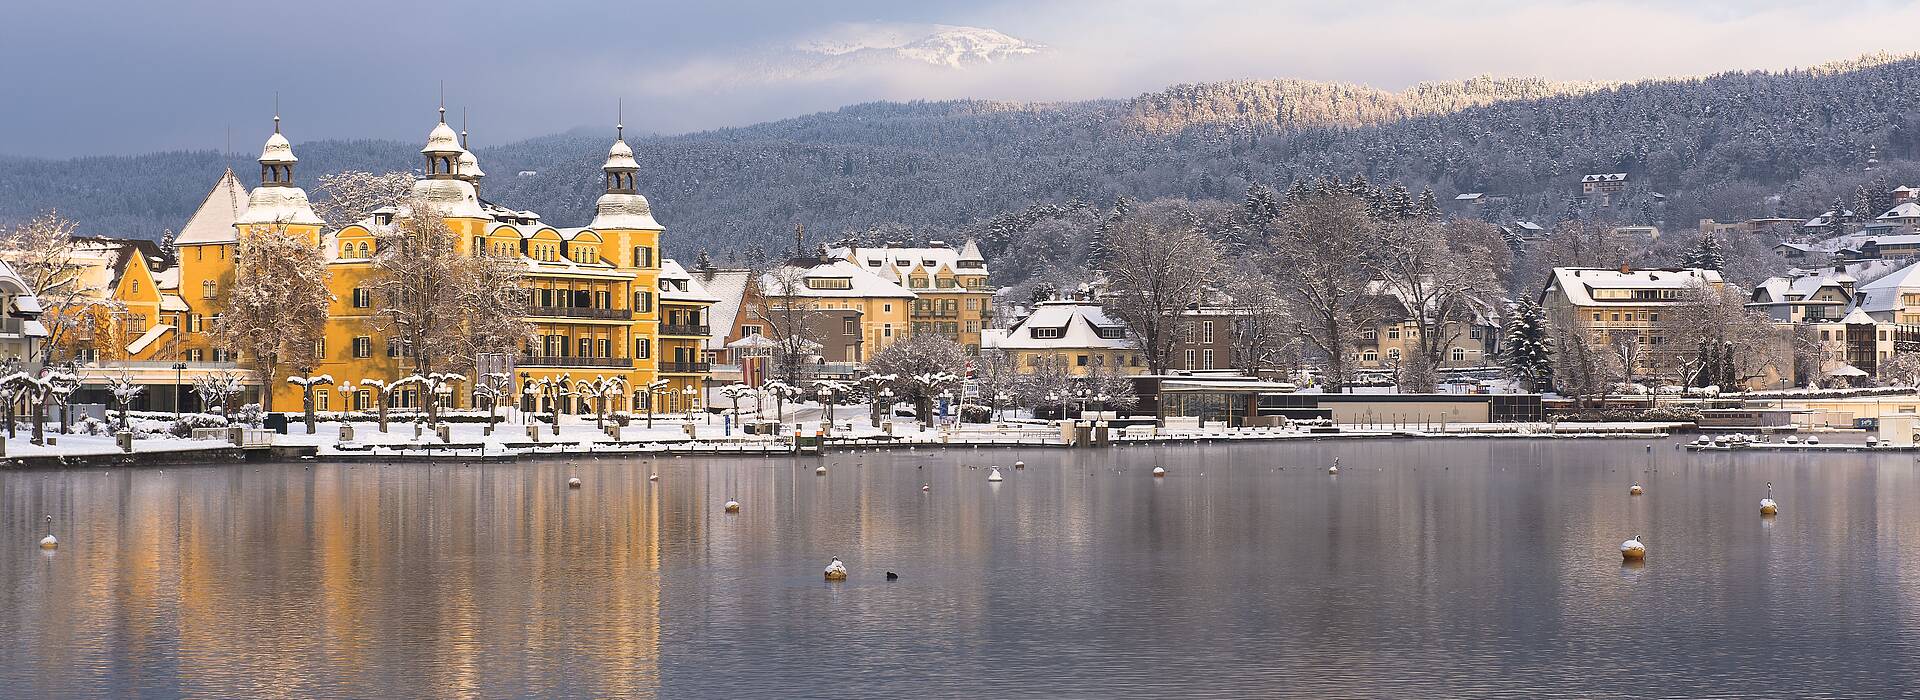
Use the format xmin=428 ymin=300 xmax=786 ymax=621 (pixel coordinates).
xmin=273 ymin=92 xmax=280 ymax=133
xmin=460 ymin=107 xmax=469 ymax=149
xmin=438 ymin=81 xmax=446 ymax=123
xmin=617 ymin=99 xmax=624 ymax=140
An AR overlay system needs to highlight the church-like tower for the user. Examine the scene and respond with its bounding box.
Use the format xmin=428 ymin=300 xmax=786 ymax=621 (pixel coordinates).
xmin=235 ymin=114 xmax=323 ymax=236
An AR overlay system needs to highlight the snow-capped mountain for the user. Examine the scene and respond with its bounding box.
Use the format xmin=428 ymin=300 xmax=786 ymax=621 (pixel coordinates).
xmin=802 ymin=24 xmax=1059 ymax=68
xmin=791 ymin=24 xmax=1046 ymax=71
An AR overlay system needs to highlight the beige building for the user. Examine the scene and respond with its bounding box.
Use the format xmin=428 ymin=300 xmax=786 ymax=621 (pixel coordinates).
xmin=831 ymin=240 xmax=993 ymax=353
xmin=981 ymin=299 xmax=1144 ymax=376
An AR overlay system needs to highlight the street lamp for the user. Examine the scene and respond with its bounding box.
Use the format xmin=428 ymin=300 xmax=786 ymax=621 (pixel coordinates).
xmin=877 ymin=387 xmax=894 ymax=427
xmin=817 ymin=385 xmax=833 ymax=426
xmin=682 ymin=385 xmax=697 ymax=421
xmin=171 ymin=361 xmax=187 ymax=418
xmin=993 ymin=392 xmax=1010 ymax=422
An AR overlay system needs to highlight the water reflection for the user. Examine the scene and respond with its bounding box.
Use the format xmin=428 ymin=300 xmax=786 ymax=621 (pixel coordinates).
xmin=2 ymin=440 xmax=1919 ymax=697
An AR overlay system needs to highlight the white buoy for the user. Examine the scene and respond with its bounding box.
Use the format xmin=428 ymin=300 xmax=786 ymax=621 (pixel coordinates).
xmin=1629 ymin=482 xmax=1643 ymax=496
xmin=987 ymin=467 xmax=1003 ymax=482
xmin=1152 ymin=466 xmax=1166 ymax=478
xmin=725 ymin=499 xmax=741 ymax=513
xmin=1014 ymin=461 xmax=1026 ymax=469
xmin=1806 ymin=436 xmax=1820 ymax=445
xmin=824 ymin=556 xmax=848 ymax=581
xmin=921 ymin=483 xmax=931 ymax=492
xmin=815 ymin=465 xmax=827 ymax=475
xmin=648 ymin=473 xmax=659 ymax=482
xmin=568 ymin=477 xmax=582 ymax=489
xmin=1328 ymin=457 xmax=1340 ymax=475
xmin=38 ymin=515 xmax=55 ymax=550
xmin=1761 ymin=481 xmax=1778 ymax=516
xmin=1621 ymin=535 xmax=1646 ymax=561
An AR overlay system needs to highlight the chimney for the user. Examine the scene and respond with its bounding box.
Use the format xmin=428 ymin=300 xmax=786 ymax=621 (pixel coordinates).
xmin=1619 ymin=263 xmax=1631 ymax=274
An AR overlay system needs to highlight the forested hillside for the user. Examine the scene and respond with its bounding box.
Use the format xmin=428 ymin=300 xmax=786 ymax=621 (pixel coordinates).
xmin=4 ymin=53 xmax=1918 ymax=283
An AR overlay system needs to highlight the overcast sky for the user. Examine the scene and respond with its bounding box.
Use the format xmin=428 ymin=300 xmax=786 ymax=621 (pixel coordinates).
xmin=2 ymin=0 xmax=1916 ymax=158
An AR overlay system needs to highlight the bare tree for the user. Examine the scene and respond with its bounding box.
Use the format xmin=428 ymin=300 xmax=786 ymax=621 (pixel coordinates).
xmin=191 ymin=370 xmax=244 ymax=424
xmin=368 ymin=200 xmax=530 ymax=423
xmin=749 ymin=264 xmax=828 ymax=386
xmin=1219 ymin=275 xmax=1292 ymax=375
xmin=0 ymin=212 xmax=117 ymax=363
xmin=1265 ymin=188 xmax=1381 ymax=392
xmin=314 ymin=171 xmax=415 ymax=232
xmin=1660 ymin=281 xmax=1786 ymax=390
xmin=215 ymin=222 xmax=329 ymax=414
xmin=1369 ymin=219 xmax=1509 ymax=392
xmin=867 ymin=333 xmax=968 ymax=424
xmin=1100 ymin=199 xmax=1229 ymax=373
xmin=1548 ymin=308 xmax=1623 ymax=408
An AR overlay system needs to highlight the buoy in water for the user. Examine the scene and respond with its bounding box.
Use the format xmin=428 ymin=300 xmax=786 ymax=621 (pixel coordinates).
xmin=824 ymin=557 xmax=848 ymax=581
xmin=1761 ymin=481 xmax=1778 ymax=516
xmin=648 ymin=473 xmax=659 ymax=482
xmin=1328 ymin=458 xmax=1340 ymax=475
xmin=815 ymin=465 xmax=827 ymax=476
xmin=987 ymin=467 xmax=1004 ymax=482
xmin=1806 ymin=436 xmax=1820 ymax=445
xmin=38 ymin=515 xmax=55 ymax=550
xmin=1152 ymin=466 xmax=1166 ymax=478
xmin=921 ymin=483 xmax=931 ymax=492
xmin=724 ymin=499 xmax=741 ymax=513
xmin=1630 ymin=482 xmax=1643 ymax=496
xmin=1014 ymin=461 xmax=1026 ymax=469
xmin=568 ymin=477 xmax=582 ymax=489
xmin=1621 ymin=535 xmax=1646 ymax=560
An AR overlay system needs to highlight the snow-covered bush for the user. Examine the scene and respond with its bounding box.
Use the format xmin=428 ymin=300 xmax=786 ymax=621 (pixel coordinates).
xmin=234 ymin=403 xmax=264 ymax=428
xmin=168 ymin=414 xmax=229 ymax=438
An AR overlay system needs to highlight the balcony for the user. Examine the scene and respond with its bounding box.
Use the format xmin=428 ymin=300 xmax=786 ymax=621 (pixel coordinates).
xmin=660 ymin=323 xmax=710 ymax=337
xmin=519 ymin=355 xmax=634 ymax=369
xmin=528 ymin=306 xmax=631 ymax=321
xmin=659 ymin=361 xmax=711 ymax=374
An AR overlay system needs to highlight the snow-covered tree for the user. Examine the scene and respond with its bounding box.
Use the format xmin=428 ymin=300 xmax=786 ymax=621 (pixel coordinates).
xmin=1266 ymin=185 xmax=1382 ymax=392
xmin=313 ymin=171 xmax=415 ymax=232
xmin=368 ymin=199 xmax=530 ymax=423
xmin=1099 ymin=198 xmax=1230 ymax=373
xmin=867 ymin=333 xmax=969 ymax=424
xmin=285 ymin=374 xmax=333 ymax=434
xmin=521 ymin=374 xmax=570 ymax=435
xmin=359 ymin=378 xmax=401 ymax=433
xmin=749 ymin=264 xmax=828 ymax=387
xmin=191 ymin=370 xmax=245 ymax=424
xmin=216 ymin=221 xmax=329 ymax=414
xmin=760 ymin=379 xmax=802 ymax=422
xmin=1369 ymin=218 xmax=1509 ymax=392
xmin=572 ymin=375 xmax=627 ymax=431
xmin=1500 ymin=300 xmax=1554 ymax=393
xmin=106 ymin=369 xmax=144 ymax=432
xmin=1679 ymin=231 xmax=1727 ymax=271
xmin=473 ymin=372 xmax=514 ymax=434
xmin=0 ymin=211 xmax=117 ymax=363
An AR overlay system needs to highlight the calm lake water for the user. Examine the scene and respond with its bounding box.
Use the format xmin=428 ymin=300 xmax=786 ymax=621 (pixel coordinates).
xmin=4 ymin=438 xmax=1920 ymax=698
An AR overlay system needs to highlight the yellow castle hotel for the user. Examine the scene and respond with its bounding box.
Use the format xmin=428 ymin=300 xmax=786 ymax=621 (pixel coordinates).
xmin=90 ymin=112 xmax=709 ymax=415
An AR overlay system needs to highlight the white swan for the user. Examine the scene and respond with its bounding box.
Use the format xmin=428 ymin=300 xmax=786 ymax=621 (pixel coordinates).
xmin=1621 ymin=535 xmax=1646 ymax=560
xmin=921 ymin=483 xmax=931 ymax=492
xmin=648 ymin=473 xmax=659 ymax=482
xmin=1328 ymin=457 xmax=1340 ymax=475
xmin=724 ymin=499 xmax=741 ymax=513
xmin=1761 ymin=481 xmax=1778 ymax=516
xmin=824 ymin=556 xmax=848 ymax=581
xmin=987 ymin=467 xmax=1003 ymax=482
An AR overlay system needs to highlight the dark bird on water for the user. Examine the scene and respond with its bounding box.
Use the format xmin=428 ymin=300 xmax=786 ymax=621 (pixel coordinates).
xmin=886 ymin=572 xmax=899 ymax=581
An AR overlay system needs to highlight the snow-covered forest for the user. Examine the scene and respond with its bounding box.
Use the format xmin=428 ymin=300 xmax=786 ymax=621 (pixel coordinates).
xmin=6 ymin=53 xmax=1920 ymax=288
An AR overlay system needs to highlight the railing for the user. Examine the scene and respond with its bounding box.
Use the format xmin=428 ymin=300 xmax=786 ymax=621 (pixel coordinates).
xmin=660 ymin=323 xmax=711 ymax=337
xmin=88 ymin=360 xmax=243 ymax=370
xmin=527 ymin=306 xmax=630 ymax=320
xmin=659 ymin=361 xmax=711 ymax=373
xmin=519 ymin=355 xmax=634 ymax=368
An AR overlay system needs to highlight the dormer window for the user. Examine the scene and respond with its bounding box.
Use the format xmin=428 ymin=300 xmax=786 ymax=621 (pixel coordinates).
xmin=1031 ymin=327 xmax=1063 ymax=339
xmin=807 ymin=277 xmax=853 ymax=290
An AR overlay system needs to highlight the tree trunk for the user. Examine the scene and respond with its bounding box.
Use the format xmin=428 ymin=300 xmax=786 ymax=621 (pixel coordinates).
xmin=378 ymin=394 xmax=389 ymax=433
xmin=304 ymin=387 xmax=317 ymax=434
xmin=31 ymin=393 xmax=45 ymax=446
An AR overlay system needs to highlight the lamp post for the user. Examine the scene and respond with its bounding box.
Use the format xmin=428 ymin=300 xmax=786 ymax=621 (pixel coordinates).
xmin=993 ymin=392 xmax=1010 ymax=422
xmin=1046 ymin=391 xmax=1060 ymax=420
xmin=682 ymin=385 xmax=697 ymax=421
xmin=171 ymin=361 xmax=187 ymax=418
xmin=817 ymin=385 xmax=833 ymax=427
xmin=877 ymin=387 xmax=894 ymax=427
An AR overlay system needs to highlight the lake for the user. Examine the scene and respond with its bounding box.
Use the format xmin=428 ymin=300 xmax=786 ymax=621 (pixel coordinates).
xmin=3 ymin=438 xmax=1919 ymax=698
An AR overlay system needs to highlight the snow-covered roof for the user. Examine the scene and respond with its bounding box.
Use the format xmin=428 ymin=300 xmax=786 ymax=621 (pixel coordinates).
xmin=408 ymin=178 xmax=487 ymax=219
xmin=456 ymin=149 xmax=484 ymax=179
xmin=259 ymin=131 xmax=296 ymax=164
xmin=588 ymin=193 xmax=662 ymax=230
xmin=1864 ymin=234 xmax=1920 ymax=247
xmin=1751 ymin=273 xmax=1849 ymax=304
xmin=153 ymin=266 xmax=179 ymax=290
xmin=236 ymin=185 xmax=324 ymax=227
xmin=0 ymin=259 xmax=41 ymax=316
xmin=124 ymin=324 xmax=174 ymax=356
xmin=1775 ymin=242 xmax=1812 ymax=253
xmin=697 ymin=268 xmax=754 ymax=350
xmin=604 ymin=137 xmax=639 ymax=171
xmin=1454 ymin=192 xmax=1484 ymax=200
xmin=1582 ymin=173 xmax=1628 ymax=183
xmin=1896 ymin=186 xmax=1920 ymax=194
xmin=757 ymin=259 xmax=917 ymax=299
xmin=422 ymin=121 xmax=461 ymax=154
xmin=1546 ymin=267 xmax=1722 ymax=306
xmin=1850 ymin=260 xmax=1920 ymax=315
xmin=832 ymin=241 xmax=990 ymax=283
xmin=1880 ymin=202 xmax=1920 ymax=220
xmin=1842 ymin=308 xmax=1876 ymax=325
xmin=175 ymin=170 xmax=250 ymax=245
xmin=158 ymin=294 xmax=189 ymax=313
xmin=1514 ymin=221 xmax=1543 ymax=231
xmin=1804 ymin=209 xmax=1856 ymax=228
xmin=659 ymin=259 xmax=720 ymax=303
xmin=987 ymin=300 xmax=1132 ymax=351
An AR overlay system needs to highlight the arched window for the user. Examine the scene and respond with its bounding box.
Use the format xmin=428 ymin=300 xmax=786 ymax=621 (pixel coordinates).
xmin=1451 ymin=347 xmax=1466 ymax=363
xmin=1362 ymin=350 xmax=1378 ymax=363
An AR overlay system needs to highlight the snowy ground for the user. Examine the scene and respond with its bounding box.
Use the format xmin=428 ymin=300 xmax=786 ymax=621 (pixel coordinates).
xmin=0 ymin=397 xmax=1694 ymax=462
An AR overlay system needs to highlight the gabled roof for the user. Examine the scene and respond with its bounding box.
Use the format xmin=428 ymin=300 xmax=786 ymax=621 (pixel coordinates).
xmin=987 ymin=300 xmax=1132 ymax=351
xmin=175 ymin=170 xmax=250 ymax=245
xmin=697 ymin=268 xmax=754 ymax=350
xmin=1582 ymin=173 xmax=1628 ymax=182
xmin=1545 ymin=267 xmax=1722 ymax=306
xmin=659 ymin=259 xmax=720 ymax=303
xmin=1880 ymin=202 xmax=1920 ymax=220
xmin=757 ymin=259 xmax=917 ymax=299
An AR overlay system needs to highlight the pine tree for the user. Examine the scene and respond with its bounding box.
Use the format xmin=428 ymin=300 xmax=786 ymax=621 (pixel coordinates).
xmin=1681 ymin=231 xmax=1726 ymax=270
xmin=1413 ymin=188 xmax=1442 ymax=221
xmin=694 ymin=249 xmax=714 ymax=271
xmin=1500 ymin=300 xmax=1554 ymax=393
xmin=158 ymin=228 xmax=177 ymax=266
